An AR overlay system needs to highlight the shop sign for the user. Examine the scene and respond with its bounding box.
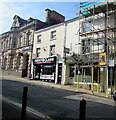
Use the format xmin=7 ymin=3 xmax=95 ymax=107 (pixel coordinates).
xmin=109 ymin=60 xmax=114 ymax=67
xmin=81 ymin=56 xmax=98 ymax=63
xmin=65 ymin=58 xmax=77 ymax=63
xmin=34 ymin=57 xmax=56 ymax=64
xmin=40 ymin=75 xmax=54 ymax=80
xmin=22 ymin=46 xmax=32 ymax=51
xmin=99 ymin=52 xmax=106 ymax=65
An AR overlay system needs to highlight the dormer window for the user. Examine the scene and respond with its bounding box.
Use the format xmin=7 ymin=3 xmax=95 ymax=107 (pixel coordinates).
xmin=12 ymin=16 xmax=20 ymax=28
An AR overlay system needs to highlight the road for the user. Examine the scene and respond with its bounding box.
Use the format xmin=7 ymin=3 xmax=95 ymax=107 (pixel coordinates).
xmin=2 ymin=78 xmax=115 ymax=120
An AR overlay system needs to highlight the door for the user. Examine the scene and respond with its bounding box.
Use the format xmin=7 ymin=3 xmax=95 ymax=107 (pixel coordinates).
xmin=69 ymin=64 xmax=75 ymax=84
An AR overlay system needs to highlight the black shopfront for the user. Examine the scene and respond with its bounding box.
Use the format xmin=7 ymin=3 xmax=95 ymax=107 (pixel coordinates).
xmin=33 ymin=57 xmax=56 ymax=82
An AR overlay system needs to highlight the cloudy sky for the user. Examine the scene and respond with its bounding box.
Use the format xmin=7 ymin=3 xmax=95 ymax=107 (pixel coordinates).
xmin=0 ymin=1 xmax=81 ymax=34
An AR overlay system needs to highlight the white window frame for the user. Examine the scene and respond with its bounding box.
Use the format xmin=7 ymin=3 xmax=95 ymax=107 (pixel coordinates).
xmin=36 ymin=48 xmax=40 ymax=57
xmin=37 ymin=35 xmax=41 ymax=43
xmin=50 ymin=45 xmax=55 ymax=56
xmin=51 ymin=30 xmax=56 ymax=40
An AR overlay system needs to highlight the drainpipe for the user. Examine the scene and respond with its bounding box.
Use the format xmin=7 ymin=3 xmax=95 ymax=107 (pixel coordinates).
xmin=62 ymin=23 xmax=67 ymax=85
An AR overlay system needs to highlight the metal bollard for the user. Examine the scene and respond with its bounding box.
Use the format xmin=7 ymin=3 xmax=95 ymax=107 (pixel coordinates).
xmin=113 ymin=91 xmax=116 ymax=120
xmin=79 ymin=99 xmax=86 ymax=120
xmin=21 ymin=86 xmax=28 ymax=120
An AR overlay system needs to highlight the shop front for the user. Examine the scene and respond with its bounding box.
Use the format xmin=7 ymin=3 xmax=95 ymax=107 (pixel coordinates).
xmin=33 ymin=57 xmax=56 ymax=82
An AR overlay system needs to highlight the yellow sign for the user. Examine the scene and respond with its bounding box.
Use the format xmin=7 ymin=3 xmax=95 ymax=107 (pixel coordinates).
xmin=99 ymin=53 xmax=106 ymax=65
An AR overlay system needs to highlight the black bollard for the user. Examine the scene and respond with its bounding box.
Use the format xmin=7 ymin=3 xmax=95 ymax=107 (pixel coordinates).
xmin=21 ymin=86 xmax=28 ymax=120
xmin=79 ymin=99 xmax=86 ymax=120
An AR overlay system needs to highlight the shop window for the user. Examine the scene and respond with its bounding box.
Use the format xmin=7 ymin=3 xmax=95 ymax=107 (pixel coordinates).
xmin=36 ymin=48 xmax=40 ymax=57
xmin=37 ymin=35 xmax=41 ymax=43
xmin=50 ymin=45 xmax=55 ymax=56
xmin=69 ymin=65 xmax=74 ymax=77
xmin=42 ymin=65 xmax=54 ymax=75
xmin=51 ymin=30 xmax=56 ymax=40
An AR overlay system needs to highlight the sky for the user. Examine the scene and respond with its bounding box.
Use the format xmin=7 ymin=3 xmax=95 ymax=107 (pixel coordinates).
xmin=0 ymin=1 xmax=81 ymax=34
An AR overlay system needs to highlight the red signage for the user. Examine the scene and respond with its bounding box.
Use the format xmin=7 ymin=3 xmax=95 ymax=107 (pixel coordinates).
xmin=34 ymin=57 xmax=56 ymax=65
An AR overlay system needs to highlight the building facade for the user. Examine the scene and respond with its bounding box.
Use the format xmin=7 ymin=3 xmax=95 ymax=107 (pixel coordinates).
xmin=31 ymin=22 xmax=65 ymax=84
xmin=76 ymin=1 xmax=116 ymax=95
xmin=0 ymin=9 xmax=65 ymax=77
xmin=31 ymin=1 xmax=116 ymax=97
xmin=31 ymin=17 xmax=81 ymax=85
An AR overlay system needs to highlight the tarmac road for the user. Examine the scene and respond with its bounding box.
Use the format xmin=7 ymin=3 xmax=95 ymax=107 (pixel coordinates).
xmin=2 ymin=78 xmax=115 ymax=120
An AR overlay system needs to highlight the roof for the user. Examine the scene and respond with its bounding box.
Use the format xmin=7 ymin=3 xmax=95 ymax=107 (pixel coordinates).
xmin=19 ymin=17 xmax=28 ymax=26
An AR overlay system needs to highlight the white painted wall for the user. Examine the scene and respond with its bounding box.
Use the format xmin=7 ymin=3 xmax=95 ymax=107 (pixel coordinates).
xmin=31 ymin=23 xmax=65 ymax=81
xmin=65 ymin=18 xmax=81 ymax=55
xmin=33 ymin=23 xmax=65 ymax=59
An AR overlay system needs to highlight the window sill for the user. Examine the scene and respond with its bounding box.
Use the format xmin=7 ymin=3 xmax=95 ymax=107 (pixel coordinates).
xmin=50 ymin=38 xmax=56 ymax=41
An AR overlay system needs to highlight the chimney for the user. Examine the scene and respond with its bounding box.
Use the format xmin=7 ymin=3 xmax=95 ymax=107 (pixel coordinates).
xmin=45 ymin=9 xmax=65 ymax=25
xmin=45 ymin=9 xmax=52 ymax=24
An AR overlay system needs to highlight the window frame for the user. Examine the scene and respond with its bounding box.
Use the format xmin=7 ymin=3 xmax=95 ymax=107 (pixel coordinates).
xmin=27 ymin=32 xmax=31 ymax=45
xmin=50 ymin=45 xmax=55 ymax=56
xmin=36 ymin=48 xmax=41 ymax=57
xmin=50 ymin=30 xmax=56 ymax=40
xmin=37 ymin=35 xmax=41 ymax=43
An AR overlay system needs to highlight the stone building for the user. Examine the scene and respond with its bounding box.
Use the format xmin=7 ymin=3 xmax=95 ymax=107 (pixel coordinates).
xmin=0 ymin=9 xmax=65 ymax=77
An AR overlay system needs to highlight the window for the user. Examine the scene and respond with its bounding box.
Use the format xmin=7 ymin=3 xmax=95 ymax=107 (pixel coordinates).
xmin=82 ymin=39 xmax=91 ymax=54
xmin=19 ymin=35 xmax=23 ymax=47
xmin=83 ymin=22 xmax=92 ymax=33
xmin=36 ymin=48 xmax=40 ymax=57
xmin=13 ymin=38 xmax=16 ymax=48
xmin=37 ymin=35 xmax=41 ymax=43
xmin=50 ymin=45 xmax=55 ymax=56
xmin=27 ymin=33 xmax=31 ymax=45
xmin=69 ymin=64 xmax=74 ymax=77
xmin=51 ymin=31 xmax=56 ymax=40
xmin=42 ymin=65 xmax=54 ymax=75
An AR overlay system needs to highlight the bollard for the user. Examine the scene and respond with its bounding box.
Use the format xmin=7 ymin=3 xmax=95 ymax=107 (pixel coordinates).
xmin=113 ymin=91 xmax=116 ymax=120
xmin=21 ymin=86 xmax=28 ymax=120
xmin=79 ymin=99 xmax=86 ymax=120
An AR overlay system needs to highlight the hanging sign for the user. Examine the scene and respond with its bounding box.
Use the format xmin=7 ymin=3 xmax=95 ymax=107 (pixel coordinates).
xmin=22 ymin=46 xmax=32 ymax=51
xmin=109 ymin=60 xmax=114 ymax=67
xmin=99 ymin=52 xmax=106 ymax=65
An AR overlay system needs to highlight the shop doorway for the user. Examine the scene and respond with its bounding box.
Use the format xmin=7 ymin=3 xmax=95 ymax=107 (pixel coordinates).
xmin=22 ymin=54 xmax=29 ymax=77
xmin=69 ymin=64 xmax=75 ymax=84
xmin=57 ymin=63 xmax=62 ymax=84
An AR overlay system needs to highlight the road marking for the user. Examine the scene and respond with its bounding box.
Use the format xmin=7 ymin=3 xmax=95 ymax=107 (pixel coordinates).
xmin=2 ymin=96 xmax=54 ymax=120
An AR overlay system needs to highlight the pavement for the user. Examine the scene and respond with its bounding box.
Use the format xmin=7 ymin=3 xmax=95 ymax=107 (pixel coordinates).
xmin=1 ymin=70 xmax=114 ymax=100
xmin=2 ymin=99 xmax=44 ymax=120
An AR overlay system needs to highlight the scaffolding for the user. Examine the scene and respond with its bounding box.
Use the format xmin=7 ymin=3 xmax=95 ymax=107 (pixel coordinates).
xmin=76 ymin=0 xmax=116 ymax=96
